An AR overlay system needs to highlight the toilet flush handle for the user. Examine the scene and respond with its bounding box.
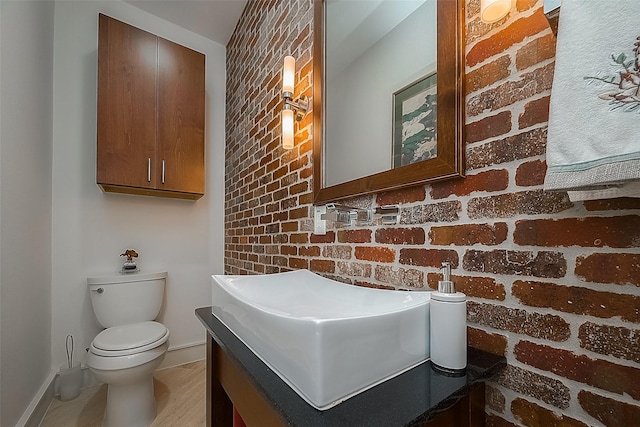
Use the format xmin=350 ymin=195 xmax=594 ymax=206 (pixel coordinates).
xmin=92 ymin=287 xmax=104 ymax=294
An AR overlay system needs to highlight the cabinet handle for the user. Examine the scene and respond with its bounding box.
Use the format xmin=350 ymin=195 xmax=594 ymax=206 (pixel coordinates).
xmin=162 ymin=160 xmax=165 ymax=184
xmin=147 ymin=158 xmax=151 ymax=182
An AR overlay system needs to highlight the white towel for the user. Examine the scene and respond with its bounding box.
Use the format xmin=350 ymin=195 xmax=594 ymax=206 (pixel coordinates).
xmin=544 ymin=0 xmax=640 ymax=201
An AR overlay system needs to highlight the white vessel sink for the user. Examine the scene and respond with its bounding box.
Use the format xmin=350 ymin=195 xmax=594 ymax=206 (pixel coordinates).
xmin=211 ymin=269 xmax=430 ymax=410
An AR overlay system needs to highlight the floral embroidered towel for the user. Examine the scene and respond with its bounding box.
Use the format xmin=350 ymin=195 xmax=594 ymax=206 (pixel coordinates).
xmin=544 ymin=0 xmax=640 ymax=201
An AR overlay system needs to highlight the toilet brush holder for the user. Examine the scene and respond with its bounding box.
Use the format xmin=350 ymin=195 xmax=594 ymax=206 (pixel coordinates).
xmin=57 ymin=363 xmax=82 ymax=401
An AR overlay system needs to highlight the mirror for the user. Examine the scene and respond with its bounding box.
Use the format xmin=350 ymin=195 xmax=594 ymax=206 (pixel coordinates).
xmin=313 ymin=0 xmax=465 ymax=204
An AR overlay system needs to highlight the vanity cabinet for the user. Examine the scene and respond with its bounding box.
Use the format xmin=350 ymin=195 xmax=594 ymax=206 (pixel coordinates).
xmin=97 ymin=14 xmax=205 ymax=200
xmin=195 ymin=307 xmax=506 ymax=427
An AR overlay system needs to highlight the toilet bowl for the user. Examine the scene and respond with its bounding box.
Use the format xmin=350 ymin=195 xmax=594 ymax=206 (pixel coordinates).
xmin=87 ymin=272 xmax=168 ymax=427
xmin=87 ymin=323 xmax=169 ymax=427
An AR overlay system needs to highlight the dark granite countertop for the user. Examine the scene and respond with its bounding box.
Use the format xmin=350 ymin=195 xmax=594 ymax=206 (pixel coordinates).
xmin=195 ymin=306 xmax=505 ymax=427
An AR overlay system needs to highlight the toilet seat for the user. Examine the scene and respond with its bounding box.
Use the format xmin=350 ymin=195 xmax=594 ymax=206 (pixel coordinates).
xmin=90 ymin=321 xmax=169 ymax=357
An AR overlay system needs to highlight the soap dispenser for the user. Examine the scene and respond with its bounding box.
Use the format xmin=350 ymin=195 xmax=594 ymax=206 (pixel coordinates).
xmin=430 ymin=262 xmax=467 ymax=373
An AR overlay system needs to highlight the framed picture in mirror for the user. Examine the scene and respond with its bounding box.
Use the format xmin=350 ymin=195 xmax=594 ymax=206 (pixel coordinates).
xmin=392 ymin=72 xmax=438 ymax=169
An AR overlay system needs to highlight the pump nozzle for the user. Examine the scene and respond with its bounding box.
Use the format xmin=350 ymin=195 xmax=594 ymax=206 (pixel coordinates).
xmin=438 ymin=262 xmax=455 ymax=293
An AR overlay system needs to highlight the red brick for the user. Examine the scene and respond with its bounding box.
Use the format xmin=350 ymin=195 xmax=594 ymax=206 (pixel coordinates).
xmin=374 ymin=266 xmax=425 ymax=289
xmin=288 ymin=155 xmax=308 ymax=172
xmin=496 ymin=365 xmax=570 ymax=409
xmin=427 ymin=273 xmax=506 ymax=300
xmin=429 ymin=223 xmax=508 ymax=246
xmin=468 ymin=327 xmax=507 ymax=356
xmin=513 ymin=280 xmax=640 ymax=322
xmin=310 ymin=259 xmax=335 ymax=273
xmin=399 ymin=249 xmax=458 ymax=268
xmin=485 ymin=384 xmax=506 ymax=414
xmin=375 ymin=227 xmax=426 ymax=245
xmin=288 ymin=257 xmax=308 ymax=269
xmin=514 ymin=216 xmax=640 ymax=248
xmin=288 ymin=206 xmax=308 ymax=219
xmin=322 ymin=245 xmax=352 ymax=259
xmin=511 ymin=398 xmax=588 ymax=427
xmin=289 ymin=233 xmax=308 ymax=244
xmin=463 ymin=249 xmax=566 ymax=278
xmin=337 ymin=229 xmax=372 ymax=244
xmin=355 ymin=246 xmax=395 ymax=263
xmin=515 ymin=159 xmax=546 ymax=187
xmin=516 ymin=33 xmax=556 ymax=71
xmin=518 ymin=96 xmax=550 ymax=129
xmin=515 ymin=0 xmax=537 ymax=12
xmin=467 ymin=10 xmax=550 ymax=67
xmin=376 ymin=186 xmax=426 ymax=205
xmin=466 ymin=111 xmax=512 ymax=144
xmin=298 ymin=246 xmax=320 ymax=257
xmin=467 ymin=62 xmax=554 ymax=117
xmin=354 ymin=280 xmax=395 ymax=290
xmin=465 ymin=55 xmax=511 ymax=95
xmin=467 ymin=301 xmax=570 ymax=341
xmin=466 ymin=127 xmax=547 ymax=170
xmin=280 ymin=245 xmax=297 ymax=256
xmin=281 ymin=221 xmax=298 ymax=232
xmin=469 ymin=190 xmax=573 ymax=219
xmin=289 ymin=181 xmax=308 ymax=195
xmin=579 ymin=322 xmax=640 ymax=363
xmin=273 ymin=165 xmax=287 ymax=180
xmin=310 ymin=231 xmax=335 ymax=243
xmin=584 ymin=198 xmax=640 ymax=211
xmin=431 ymin=169 xmax=509 ymax=199
xmin=515 ymin=340 xmax=640 ymax=400
xmin=401 ymin=200 xmax=462 ymax=224
xmin=336 ymin=261 xmax=372 ymax=278
xmin=575 ymin=253 xmax=640 ymax=286
xmin=578 ymin=390 xmax=640 ymax=427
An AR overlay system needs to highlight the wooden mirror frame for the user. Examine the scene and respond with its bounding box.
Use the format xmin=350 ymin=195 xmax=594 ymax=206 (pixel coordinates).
xmin=313 ymin=0 xmax=465 ymax=204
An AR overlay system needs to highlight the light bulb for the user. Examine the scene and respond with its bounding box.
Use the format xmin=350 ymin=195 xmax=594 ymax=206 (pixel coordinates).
xmin=283 ymin=56 xmax=295 ymax=95
xmin=481 ymin=0 xmax=511 ymax=23
xmin=282 ymin=108 xmax=294 ymax=149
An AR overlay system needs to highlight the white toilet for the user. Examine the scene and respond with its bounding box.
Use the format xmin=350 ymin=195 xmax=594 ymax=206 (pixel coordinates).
xmin=87 ymin=271 xmax=169 ymax=427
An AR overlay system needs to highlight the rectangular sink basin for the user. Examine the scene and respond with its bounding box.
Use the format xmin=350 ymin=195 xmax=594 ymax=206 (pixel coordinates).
xmin=211 ymin=269 xmax=430 ymax=410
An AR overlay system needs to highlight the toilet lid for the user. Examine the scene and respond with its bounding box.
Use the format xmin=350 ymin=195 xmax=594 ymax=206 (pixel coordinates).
xmin=93 ymin=321 xmax=168 ymax=352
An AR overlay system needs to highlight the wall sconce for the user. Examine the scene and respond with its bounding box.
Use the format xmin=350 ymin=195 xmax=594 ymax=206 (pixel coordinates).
xmin=281 ymin=55 xmax=308 ymax=150
xmin=481 ymin=0 xmax=511 ymax=23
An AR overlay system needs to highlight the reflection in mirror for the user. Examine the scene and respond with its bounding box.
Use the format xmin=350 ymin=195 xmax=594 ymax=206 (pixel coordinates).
xmin=313 ymin=0 xmax=465 ymax=204
xmin=325 ymin=0 xmax=436 ymax=187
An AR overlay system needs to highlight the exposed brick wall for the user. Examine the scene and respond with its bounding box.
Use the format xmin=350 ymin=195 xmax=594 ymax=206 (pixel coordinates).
xmin=225 ymin=0 xmax=640 ymax=425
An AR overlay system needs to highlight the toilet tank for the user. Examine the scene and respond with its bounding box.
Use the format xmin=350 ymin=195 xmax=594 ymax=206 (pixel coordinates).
xmin=87 ymin=271 xmax=167 ymax=328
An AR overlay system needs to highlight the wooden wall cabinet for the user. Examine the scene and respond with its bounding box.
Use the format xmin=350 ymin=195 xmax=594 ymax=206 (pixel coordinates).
xmin=97 ymin=14 xmax=205 ymax=200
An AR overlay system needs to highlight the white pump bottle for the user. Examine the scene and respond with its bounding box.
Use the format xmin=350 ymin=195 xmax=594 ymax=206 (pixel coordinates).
xmin=430 ymin=262 xmax=467 ymax=373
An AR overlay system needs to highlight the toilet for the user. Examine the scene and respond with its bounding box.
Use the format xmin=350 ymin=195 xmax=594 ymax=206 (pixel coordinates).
xmin=86 ymin=271 xmax=169 ymax=427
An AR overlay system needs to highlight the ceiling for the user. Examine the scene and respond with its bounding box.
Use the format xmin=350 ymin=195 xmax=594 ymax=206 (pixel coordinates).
xmin=124 ymin=0 xmax=248 ymax=45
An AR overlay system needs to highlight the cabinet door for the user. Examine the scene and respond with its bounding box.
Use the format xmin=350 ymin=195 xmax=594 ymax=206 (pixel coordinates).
xmin=157 ymin=38 xmax=205 ymax=196
xmin=97 ymin=14 xmax=157 ymax=189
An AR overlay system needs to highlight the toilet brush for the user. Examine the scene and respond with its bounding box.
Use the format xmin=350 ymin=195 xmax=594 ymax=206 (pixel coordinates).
xmin=66 ymin=334 xmax=74 ymax=369
xmin=59 ymin=334 xmax=82 ymax=401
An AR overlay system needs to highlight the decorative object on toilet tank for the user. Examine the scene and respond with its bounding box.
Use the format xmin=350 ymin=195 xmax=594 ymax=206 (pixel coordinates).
xmin=120 ymin=249 xmax=139 ymax=273
xmin=430 ymin=262 xmax=467 ymax=374
xmin=281 ymin=55 xmax=308 ymax=149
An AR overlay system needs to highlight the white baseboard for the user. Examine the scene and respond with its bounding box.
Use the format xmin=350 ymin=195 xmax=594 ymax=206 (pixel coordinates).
xmin=158 ymin=340 xmax=206 ymax=370
xmin=17 ymin=341 xmax=206 ymax=427
xmin=15 ymin=369 xmax=57 ymax=427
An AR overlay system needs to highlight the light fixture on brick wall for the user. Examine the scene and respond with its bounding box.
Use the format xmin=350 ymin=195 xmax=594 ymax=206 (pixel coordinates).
xmin=282 ymin=55 xmax=308 ymax=150
xmin=481 ymin=0 xmax=511 ymax=23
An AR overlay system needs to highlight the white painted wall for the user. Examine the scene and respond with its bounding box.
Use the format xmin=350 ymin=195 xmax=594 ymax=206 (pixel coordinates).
xmin=0 ymin=1 xmax=55 ymax=426
xmin=50 ymin=0 xmax=225 ymax=372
